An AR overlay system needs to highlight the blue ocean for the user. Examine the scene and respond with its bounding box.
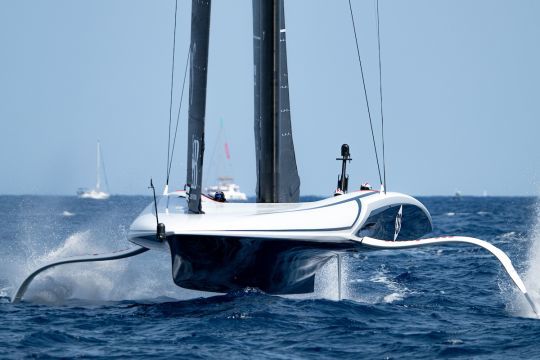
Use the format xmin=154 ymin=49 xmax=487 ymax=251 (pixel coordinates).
xmin=1 ymin=195 xmax=540 ymax=359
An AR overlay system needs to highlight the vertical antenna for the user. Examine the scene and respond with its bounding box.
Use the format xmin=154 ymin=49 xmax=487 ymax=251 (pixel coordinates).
xmin=149 ymin=179 xmax=166 ymax=242
xmin=336 ymin=144 xmax=352 ymax=193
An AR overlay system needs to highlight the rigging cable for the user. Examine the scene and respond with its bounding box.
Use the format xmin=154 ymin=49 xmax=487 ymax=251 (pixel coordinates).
xmin=375 ymin=0 xmax=387 ymax=193
xmin=166 ymin=0 xmax=179 ymax=186
xmin=347 ymin=0 xmax=383 ymax=187
xmin=100 ymin=146 xmax=110 ymax=193
xmin=204 ymin=118 xmax=225 ymax=187
xmin=167 ymin=50 xmax=190 ymax=180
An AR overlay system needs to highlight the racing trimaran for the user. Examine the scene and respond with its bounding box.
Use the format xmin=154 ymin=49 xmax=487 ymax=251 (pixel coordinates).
xmin=12 ymin=0 xmax=539 ymax=316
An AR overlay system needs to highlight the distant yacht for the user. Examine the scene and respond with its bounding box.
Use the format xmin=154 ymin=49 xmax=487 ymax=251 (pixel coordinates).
xmin=205 ymin=176 xmax=247 ymax=201
xmin=204 ymin=120 xmax=247 ymax=201
xmin=77 ymin=141 xmax=110 ymax=200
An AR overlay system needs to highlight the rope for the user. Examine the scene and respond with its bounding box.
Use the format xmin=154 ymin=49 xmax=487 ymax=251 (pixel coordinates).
xmin=376 ymin=0 xmax=387 ymax=193
xmin=166 ymin=0 xmax=179 ymax=185
xmin=347 ymin=0 xmax=383 ymax=187
xmin=167 ymin=50 xmax=190 ymax=180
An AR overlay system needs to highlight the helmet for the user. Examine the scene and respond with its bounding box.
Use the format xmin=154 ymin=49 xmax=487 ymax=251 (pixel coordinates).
xmin=214 ymin=191 xmax=226 ymax=202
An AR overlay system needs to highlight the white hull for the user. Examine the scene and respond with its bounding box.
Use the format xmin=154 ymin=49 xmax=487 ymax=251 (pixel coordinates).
xmin=130 ymin=190 xmax=430 ymax=245
xmin=78 ymin=190 xmax=110 ymax=200
xmin=128 ymin=190 xmax=432 ymax=293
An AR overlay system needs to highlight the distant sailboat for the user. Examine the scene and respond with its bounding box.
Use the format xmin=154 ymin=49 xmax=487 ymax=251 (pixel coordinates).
xmin=77 ymin=141 xmax=110 ymax=200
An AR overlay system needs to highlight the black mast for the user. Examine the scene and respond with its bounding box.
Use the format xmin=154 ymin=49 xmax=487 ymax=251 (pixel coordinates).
xmin=186 ymin=0 xmax=211 ymax=214
xmin=253 ymin=0 xmax=300 ymax=203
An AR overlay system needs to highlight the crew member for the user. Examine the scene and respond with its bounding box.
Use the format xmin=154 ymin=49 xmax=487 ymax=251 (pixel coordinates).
xmin=360 ymin=182 xmax=372 ymax=191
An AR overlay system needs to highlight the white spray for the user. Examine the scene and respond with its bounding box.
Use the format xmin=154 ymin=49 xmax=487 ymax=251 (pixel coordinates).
xmin=512 ymin=197 xmax=540 ymax=318
xmin=8 ymin=230 xmax=208 ymax=304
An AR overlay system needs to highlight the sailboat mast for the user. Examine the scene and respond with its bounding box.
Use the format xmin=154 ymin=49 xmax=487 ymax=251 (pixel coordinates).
xmin=96 ymin=141 xmax=101 ymax=190
xmin=186 ymin=0 xmax=212 ymax=214
xmin=253 ymin=0 xmax=300 ymax=203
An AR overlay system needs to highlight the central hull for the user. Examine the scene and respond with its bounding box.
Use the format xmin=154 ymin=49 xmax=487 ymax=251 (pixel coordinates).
xmin=129 ymin=191 xmax=432 ymax=295
xmin=168 ymin=235 xmax=354 ymax=294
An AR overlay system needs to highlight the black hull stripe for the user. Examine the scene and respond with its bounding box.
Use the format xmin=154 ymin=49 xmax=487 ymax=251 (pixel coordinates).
xmin=252 ymin=192 xmax=376 ymax=215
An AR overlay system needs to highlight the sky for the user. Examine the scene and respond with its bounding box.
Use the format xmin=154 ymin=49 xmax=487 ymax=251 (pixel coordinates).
xmin=0 ymin=0 xmax=539 ymax=196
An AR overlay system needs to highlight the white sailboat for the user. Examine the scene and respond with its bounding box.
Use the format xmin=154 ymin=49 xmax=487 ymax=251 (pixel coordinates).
xmin=11 ymin=0 xmax=538 ymax=316
xmin=77 ymin=141 xmax=110 ymax=200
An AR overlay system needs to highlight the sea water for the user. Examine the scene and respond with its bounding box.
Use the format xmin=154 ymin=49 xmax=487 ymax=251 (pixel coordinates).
xmin=1 ymin=195 xmax=540 ymax=359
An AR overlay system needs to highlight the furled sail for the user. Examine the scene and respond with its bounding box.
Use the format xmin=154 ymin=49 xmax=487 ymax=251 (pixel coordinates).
xmin=186 ymin=0 xmax=212 ymax=213
xmin=253 ymin=0 xmax=300 ymax=203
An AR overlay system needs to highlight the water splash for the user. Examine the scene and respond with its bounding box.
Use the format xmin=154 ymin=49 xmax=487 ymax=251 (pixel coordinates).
xmin=511 ymin=196 xmax=540 ymax=318
xmin=9 ymin=230 xmax=205 ymax=304
xmin=307 ymin=254 xmax=410 ymax=305
xmin=282 ymin=255 xmax=351 ymax=301
xmin=314 ymin=255 xmax=351 ymax=301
